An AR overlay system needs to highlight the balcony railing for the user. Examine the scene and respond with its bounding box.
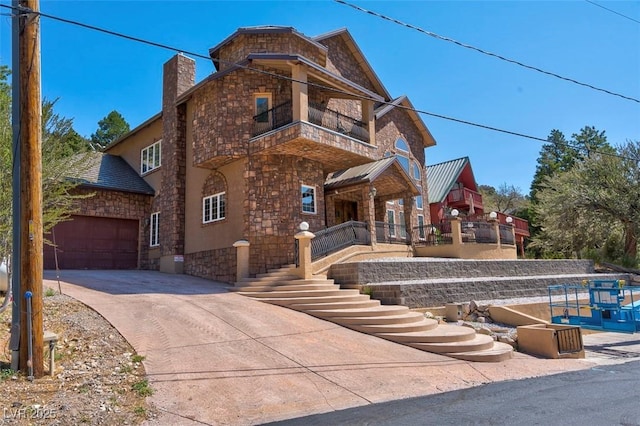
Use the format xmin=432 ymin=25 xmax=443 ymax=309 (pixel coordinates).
xmin=375 ymin=222 xmax=410 ymax=245
xmin=308 ymin=101 xmax=369 ymax=143
xmin=447 ymin=187 xmax=483 ymax=209
xmin=460 ymin=221 xmax=497 ymax=244
xmin=252 ymin=101 xmax=293 ymax=137
xmin=251 ymin=100 xmax=371 ymax=144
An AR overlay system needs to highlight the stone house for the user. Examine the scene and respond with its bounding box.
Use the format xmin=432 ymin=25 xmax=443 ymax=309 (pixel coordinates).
xmin=44 ymin=26 xmax=437 ymax=282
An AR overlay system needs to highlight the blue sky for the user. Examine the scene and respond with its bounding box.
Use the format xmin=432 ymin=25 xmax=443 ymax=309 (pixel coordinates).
xmin=1 ymin=0 xmax=638 ymax=193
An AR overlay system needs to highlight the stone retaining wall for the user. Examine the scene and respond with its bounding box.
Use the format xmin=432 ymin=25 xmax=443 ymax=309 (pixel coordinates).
xmin=329 ymin=259 xmax=596 ymax=284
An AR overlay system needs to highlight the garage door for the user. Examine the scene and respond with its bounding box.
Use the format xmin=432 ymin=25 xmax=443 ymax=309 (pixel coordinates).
xmin=44 ymin=216 xmax=139 ymax=270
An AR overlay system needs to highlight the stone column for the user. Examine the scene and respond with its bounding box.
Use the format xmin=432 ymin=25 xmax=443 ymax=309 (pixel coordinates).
xmin=363 ymin=185 xmax=377 ymax=245
xmin=402 ymin=193 xmax=416 ymax=244
xmin=295 ymin=227 xmax=315 ymax=279
xmin=233 ymin=240 xmax=250 ymax=285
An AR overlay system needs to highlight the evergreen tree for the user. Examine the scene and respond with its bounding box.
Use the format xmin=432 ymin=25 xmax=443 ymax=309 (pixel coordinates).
xmin=90 ymin=110 xmax=130 ymax=150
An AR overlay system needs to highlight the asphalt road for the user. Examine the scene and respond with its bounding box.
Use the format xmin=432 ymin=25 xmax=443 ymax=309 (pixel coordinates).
xmin=269 ymin=359 xmax=640 ymax=426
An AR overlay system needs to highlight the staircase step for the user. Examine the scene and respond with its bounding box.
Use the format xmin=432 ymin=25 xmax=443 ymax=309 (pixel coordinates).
xmin=238 ymin=289 xmax=357 ymax=299
xmin=375 ymin=324 xmax=477 ymax=343
xmin=240 ymin=277 xmax=333 ymax=286
xmin=306 ymin=305 xmax=408 ymax=318
xmin=267 ymin=265 xmax=296 ymax=273
xmin=408 ymin=334 xmax=495 ymax=353
xmin=290 ymin=299 xmax=381 ymax=311
xmin=330 ymin=311 xmax=427 ymax=325
xmin=346 ymin=318 xmax=439 ymax=334
xmin=230 ymin=284 xmax=340 ymax=292
xmin=244 ymin=274 xmax=300 ymax=282
xmin=256 ymin=293 xmax=368 ymax=307
xmin=447 ymin=342 xmax=514 ymax=362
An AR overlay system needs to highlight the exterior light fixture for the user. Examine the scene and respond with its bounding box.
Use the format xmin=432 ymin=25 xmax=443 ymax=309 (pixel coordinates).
xmin=506 ymin=216 xmax=513 ymax=224
xmin=299 ymin=221 xmax=309 ymax=231
xmin=489 ymin=211 xmax=498 ymax=219
xmin=451 ymin=209 xmax=459 ymax=217
xmin=369 ymin=187 xmax=377 ymax=198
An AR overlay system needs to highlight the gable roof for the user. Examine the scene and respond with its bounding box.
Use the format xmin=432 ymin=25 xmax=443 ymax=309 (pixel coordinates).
xmin=313 ymin=28 xmax=391 ymax=101
xmin=325 ymin=156 xmax=420 ymax=196
xmin=426 ymin=157 xmax=470 ymax=204
xmin=375 ymin=95 xmax=437 ymax=148
xmin=70 ymin=152 xmax=155 ymax=195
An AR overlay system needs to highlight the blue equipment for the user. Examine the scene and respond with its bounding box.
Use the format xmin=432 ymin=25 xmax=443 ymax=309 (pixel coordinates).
xmin=549 ymin=280 xmax=640 ymax=333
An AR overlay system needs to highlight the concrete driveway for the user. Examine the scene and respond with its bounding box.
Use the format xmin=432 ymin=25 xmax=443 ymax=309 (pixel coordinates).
xmin=44 ymin=270 xmax=595 ymax=425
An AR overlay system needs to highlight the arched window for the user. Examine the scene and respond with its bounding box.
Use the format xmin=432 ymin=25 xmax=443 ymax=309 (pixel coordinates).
xmin=412 ymin=161 xmax=421 ymax=181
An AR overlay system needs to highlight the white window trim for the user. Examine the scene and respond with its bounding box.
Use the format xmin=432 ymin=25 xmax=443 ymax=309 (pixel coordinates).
xmin=141 ymin=140 xmax=162 ymax=175
xmin=150 ymin=212 xmax=160 ymax=247
xmin=203 ymin=192 xmax=226 ymax=224
xmin=301 ymin=184 xmax=317 ymax=214
xmin=416 ymin=195 xmax=423 ymax=210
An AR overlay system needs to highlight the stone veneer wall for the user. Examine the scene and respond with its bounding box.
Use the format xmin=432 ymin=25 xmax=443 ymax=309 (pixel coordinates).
xmin=318 ymin=35 xmax=379 ymax=94
xmin=161 ymin=55 xmax=195 ymax=260
xmin=246 ymin=154 xmax=325 ymax=274
xmin=184 ymin=247 xmax=236 ymax=283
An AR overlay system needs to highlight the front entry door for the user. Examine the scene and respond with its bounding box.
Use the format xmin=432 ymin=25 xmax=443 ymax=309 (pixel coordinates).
xmin=335 ymin=200 xmax=358 ymax=224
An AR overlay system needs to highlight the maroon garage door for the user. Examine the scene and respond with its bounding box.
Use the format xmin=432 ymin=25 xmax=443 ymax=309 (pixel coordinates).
xmin=44 ymin=216 xmax=139 ymax=270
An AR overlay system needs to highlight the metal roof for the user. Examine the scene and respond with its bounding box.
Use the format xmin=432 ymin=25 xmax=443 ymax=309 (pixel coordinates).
xmin=426 ymin=157 xmax=469 ymax=204
xmin=71 ymin=152 xmax=155 ymax=195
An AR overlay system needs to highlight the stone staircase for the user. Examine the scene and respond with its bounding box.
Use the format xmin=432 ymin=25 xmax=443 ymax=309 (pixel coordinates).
xmin=231 ymin=265 xmax=513 ymax=362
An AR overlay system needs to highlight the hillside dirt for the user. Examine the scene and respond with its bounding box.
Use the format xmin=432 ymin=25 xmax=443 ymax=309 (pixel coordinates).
xmin=0 ymin=289 xmax=155 ymax=425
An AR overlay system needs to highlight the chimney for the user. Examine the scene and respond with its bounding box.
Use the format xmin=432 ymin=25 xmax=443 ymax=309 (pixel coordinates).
xmin=159 ymin=54 xmax=195 ymax=274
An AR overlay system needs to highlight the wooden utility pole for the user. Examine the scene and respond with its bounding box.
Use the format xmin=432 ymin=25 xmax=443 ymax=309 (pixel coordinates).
xmin=17 ymin=0 xmax=44 ymax=377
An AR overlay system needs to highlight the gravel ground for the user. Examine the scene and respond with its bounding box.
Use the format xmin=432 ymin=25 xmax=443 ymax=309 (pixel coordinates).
xmin=0 ymin=290 xmax=154 ymax=425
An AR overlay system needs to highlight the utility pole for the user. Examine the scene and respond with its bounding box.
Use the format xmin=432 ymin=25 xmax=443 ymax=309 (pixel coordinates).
xmin=13 ymin=0 xmax=44 ymax=377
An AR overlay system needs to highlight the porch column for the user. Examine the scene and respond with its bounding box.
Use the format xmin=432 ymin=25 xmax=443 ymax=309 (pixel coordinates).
xmin=490 ymin=217 xmax=501 ymax=248
xmin=363 ymin=185 xmax=377 ymax=245
xmin=361 ymin=99 xmax=375 ymax=145
xmin=451 ymin=217 xmax=463 ymax=246
xmin=292 ymin=64 xmax=308 ymax=122
xmin=402 ymin=193 xmax=416 ymax=244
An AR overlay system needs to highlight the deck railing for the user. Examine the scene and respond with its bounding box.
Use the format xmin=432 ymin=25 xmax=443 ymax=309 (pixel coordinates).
xmin=460 ymin=221 xmax=497 ymax=244
xmin=412 ymin=223 xmax=453 ymax=246
xmin=375 ymin=222 xmax=410 ymax=245
xmin=310 ymin=221 xmax=370 ymax=261
xmin=499 ymin=224 xmax=515 ymax=245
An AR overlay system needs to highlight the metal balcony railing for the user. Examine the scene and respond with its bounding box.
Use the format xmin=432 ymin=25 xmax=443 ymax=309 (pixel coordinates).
xmin=308 ymin=101 xmax=369 ymax=143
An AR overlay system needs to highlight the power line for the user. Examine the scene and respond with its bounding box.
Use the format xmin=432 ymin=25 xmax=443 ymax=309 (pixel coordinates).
xmin=334 ymin=0 xmax=640 ymax=104
xmin=1 ymin=3 xmax=635 ymax=163
xmin=585 ymin=0 xmax=640 ymax=25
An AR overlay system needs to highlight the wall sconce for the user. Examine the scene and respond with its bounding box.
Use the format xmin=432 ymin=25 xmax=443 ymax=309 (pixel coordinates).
xmin=451 ymin=209 xmax=459 ymax=217
xmin=489 ymin=211 xmax=498 ymax=219
xmin=369 ymin=187 xmax=377 ymax=198
xmin=506 ymin=216 xmax=513 ymax=224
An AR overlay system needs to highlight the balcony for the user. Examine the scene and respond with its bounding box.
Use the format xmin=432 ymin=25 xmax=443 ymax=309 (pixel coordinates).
xmin=250 ymin=100 xmax=377 ymax=171
xmin=446 ymin=187 xmax=483 ymax=211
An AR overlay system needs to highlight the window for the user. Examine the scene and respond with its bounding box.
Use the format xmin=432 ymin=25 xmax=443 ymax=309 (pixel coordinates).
xmin=412 ymin=162 xmax=421 ymax=181
xmin=417 ymin=214 xmax=425 ymax=240
xmin=395 ymin=138 xmax=410 ymax=173
xmin=398 ymin=211 xmax=406 ymax=239
xmin=387 ymin=209 xmax=395 ymax=237
xmin=203 ymin=192 xmax=226 ymax=223
xmin=301 ymin=185 xmax=316 ymax=214
xmin=141 ymin=140 xmax=161 ymax=174
xmin=150 ymin=212 xmax=160 ymax=247
xmin=254 ymin=93 xmax=272 ymax=123
xmin=415 ymin=195 xmax=423 ymax=210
